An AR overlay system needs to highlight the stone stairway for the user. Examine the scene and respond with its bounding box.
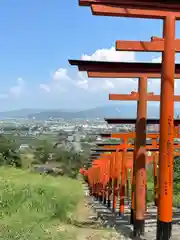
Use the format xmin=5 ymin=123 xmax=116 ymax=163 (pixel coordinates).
xmin=83 ymin=183 xmax=180 ymax=239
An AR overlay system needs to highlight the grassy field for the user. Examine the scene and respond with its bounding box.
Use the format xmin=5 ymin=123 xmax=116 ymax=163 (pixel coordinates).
xmin=0 ymin=167 xmax=83 ymax=240
xmin=1 ymin=165 xmax=180 ymax=239
xmin=146 ymin=167 xmax=180 ymax=207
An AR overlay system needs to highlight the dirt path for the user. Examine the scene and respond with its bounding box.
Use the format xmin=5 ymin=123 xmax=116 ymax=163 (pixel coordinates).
xmin=69 ymin=194 xmax=122 ymax=240
xmin=55 ymin=182 xmax=123 ymax=240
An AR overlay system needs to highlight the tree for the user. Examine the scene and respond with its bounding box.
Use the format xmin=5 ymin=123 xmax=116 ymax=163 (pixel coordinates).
xmin=0 ymin=135 xmax=21 ymax=167
xmin=34 ymin=139 xmax=54 ymax=164
xmin=53 ymin=146 xmax=86 ymax=178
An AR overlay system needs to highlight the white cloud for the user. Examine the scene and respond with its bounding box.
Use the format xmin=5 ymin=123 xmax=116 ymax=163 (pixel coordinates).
xmin=53 ymin=68 xmax=71 ymax=81
xmin=40 ymin=47 xmax=137 ymax=94
xmin=0 ymin=77 xmax=26 ymax=100
xmin=151 ymin=56 xmax=161 ymax=63
xmin=76 ymin=72 xmax=89 ymax=90
xmin=76 ymin=47 xmax=137 ymax=92
xmin=103 ymin=79 xmax=115 ymax=90
xmin=39 ymin=47 xmax=180 ymax=105
xmin=82 ymin=47 xmax=136 ymax=62
xmin=40 ymin=68 xmax=74 ymax=94
xmin=9 ymin=77 xmax=25 ymax=98
xmin=39 ymin=84 xmax=50 ymax=93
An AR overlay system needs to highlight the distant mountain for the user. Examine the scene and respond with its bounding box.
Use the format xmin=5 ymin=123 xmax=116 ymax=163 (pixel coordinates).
xmin=0 ymin=108 xmax=78 ymax=119
xmin=0 ymin=109 xmax=44 ymax=119
xmin=27 ymin=104 xmax=160 ymax=120
xmin=0 ymin=104 xmax=179 ymax=120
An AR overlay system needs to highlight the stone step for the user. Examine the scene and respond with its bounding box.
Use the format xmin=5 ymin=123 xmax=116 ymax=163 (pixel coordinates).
xmin=83 ymin=183 xmax=180 ymax=240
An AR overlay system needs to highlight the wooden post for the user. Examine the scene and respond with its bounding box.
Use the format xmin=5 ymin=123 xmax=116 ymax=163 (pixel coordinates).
xmin=157 ymin=15 xmax=175 ymax=239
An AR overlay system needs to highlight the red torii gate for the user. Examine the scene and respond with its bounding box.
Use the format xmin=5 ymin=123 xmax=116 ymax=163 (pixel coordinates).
xmin=90 ymin=151 xmax=117 ymax=207
xmin=75 ymin=2 xmax=180 ymax=239
xmin=96 ymin=142 xmax=154 ymax=212
xmin=91 ymin=153 xmax=111 ymax=201
xmin=86 ymin=143 xmax=180 ymax=209
xmin=91 ymin=147 xmax=160 ymax=215
xmin=90 ymin=148 xmax=133 ymax=215
xmin=114 ymin=77 xmax=180 ymax=225
xmin=104 ymin=117 xmax=180 ymax=235
xmin=68 ymin=59 xmax=180 ymax=237
xmin=83 ymin=59 xmax=180 ymax=229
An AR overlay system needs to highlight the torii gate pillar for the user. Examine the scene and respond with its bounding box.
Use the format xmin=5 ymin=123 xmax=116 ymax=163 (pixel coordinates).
xmin=157 ymin=15 xmax=175 ymax=240
xmin=133 ymin=76 xmax=147 ymax=236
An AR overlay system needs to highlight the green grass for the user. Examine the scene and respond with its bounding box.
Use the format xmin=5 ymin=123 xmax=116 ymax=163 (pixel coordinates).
xmin=0 ymin=167 xmax=83 ymax=239
xmin=146 ymin=176 xmax=180 ymax=206
xmin=147 ymin=181 xmax=154 ymax=203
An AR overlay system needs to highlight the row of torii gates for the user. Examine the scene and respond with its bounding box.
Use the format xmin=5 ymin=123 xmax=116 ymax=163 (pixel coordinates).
xmin=68 ymin=1 xmax=180 ymax=239
xmin=80 ymin=121 xmax=180 ymax=237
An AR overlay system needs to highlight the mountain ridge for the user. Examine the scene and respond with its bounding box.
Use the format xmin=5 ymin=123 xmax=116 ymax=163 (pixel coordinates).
xmin=0 ymin=104 xmax=179 ymax=120
xmin=0 ymin=104 xmax=162 ymax=120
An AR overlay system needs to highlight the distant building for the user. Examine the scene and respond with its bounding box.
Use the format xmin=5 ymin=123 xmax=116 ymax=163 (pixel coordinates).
xmin=19 ymin=144 xmax=29 ymax=150
xmin=96 ymin=136 xmax=102 ymax=141
xmin=68 ymin=135 xmax=73 ymax=141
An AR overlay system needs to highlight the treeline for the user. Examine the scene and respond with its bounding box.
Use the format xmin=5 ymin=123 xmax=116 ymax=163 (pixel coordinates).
xmin=0 ymin=134 xmax=89 ymax=178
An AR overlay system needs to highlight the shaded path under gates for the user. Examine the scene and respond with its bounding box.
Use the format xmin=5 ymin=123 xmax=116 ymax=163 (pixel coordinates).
xmin=83 ymin=183 xmax=180 ymax=240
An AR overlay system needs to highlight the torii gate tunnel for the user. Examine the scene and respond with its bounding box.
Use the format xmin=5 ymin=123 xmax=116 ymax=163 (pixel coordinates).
xmin=81 ymin=127 xmax=180 ymax=227
xmin=70 ymin=1 xmax=180 ymax=239
xmin=90 ymin=71 xmax=180 ymax=235
xmin=79 ymin=119 xmax=180 ymax=239
xmin=87 ymin=139 xmax=180 ymax=216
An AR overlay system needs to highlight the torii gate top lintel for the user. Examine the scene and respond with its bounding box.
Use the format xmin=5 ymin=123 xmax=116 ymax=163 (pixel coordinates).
xmin=91 ymin=147 xmax=159 ymax=152
xmin=68 ymin=60 xmax=180 ymax=77
xmin=79 ymin=0 xmax=180 ymax=9
xmin=79 ymin=0 xmax=180 ymax=19
xmin=104 ymin=118 xmax=180 ymax=126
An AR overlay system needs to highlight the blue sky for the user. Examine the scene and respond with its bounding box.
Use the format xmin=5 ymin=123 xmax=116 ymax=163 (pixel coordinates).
xmin=1 ymin=1 xmax=180 ymax=111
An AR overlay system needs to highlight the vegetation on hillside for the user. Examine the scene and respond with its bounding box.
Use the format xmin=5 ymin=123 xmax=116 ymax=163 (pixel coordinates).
xmin=0 ymin=130 xmax=180 ymax=238
xmin=0 ymin=167 xmax=83 ymax=239
xmin=0 ymin=132 xmax=92 ymax=239
xmin=146 ymin=158 xmax=180 ymax=206
xmin=1 ymin=131 xmax=180 ymax=206
xmin=0 ymin=133 xmax=90 ymax=178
